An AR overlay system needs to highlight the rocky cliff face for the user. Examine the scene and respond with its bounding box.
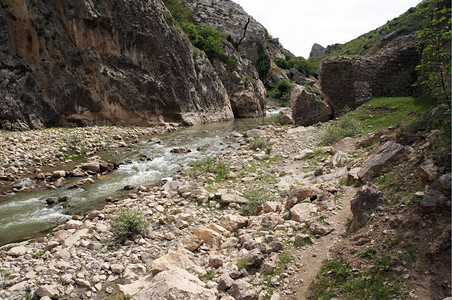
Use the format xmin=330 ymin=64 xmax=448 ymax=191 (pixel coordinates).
xmin=0 ymin=0 xmax=236 ymax=130
xmin=319 ymin=34 xmax=421 ymax=116
xmin=189 ymin=0 xmax=292 ymax=117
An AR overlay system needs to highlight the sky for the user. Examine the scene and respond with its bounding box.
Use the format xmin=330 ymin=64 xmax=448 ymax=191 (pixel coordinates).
xmin=232 ymin=0 xmax=422 ymax=58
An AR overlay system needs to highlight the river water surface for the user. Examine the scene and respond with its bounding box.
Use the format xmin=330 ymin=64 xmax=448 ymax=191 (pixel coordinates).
xmin=0 ymin=113 xmax=281 ymax=246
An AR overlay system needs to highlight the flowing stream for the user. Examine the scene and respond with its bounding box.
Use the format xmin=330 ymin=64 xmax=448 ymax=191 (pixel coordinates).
xmin=0 ymin=113 xmax=282 ymax=246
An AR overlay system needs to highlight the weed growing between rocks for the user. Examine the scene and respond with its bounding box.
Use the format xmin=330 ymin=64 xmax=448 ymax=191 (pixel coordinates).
xmin=109 ymin=208 xmax=150 ymax=242
xmin=190 ymin=157 xmax=229 ymax=182
xmin=239 ymin=188 xmax=278 ymax=216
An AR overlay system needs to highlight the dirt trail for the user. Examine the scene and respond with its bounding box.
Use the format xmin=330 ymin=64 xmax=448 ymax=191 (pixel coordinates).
xmin=280 ymin=186 xmax=356 ymax=299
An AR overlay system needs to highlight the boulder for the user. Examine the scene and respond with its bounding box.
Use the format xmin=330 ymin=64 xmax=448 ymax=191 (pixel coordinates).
xmin=35 ymin=285 xmax=60 ymax=298
xmin=290 ymin=203 xmax=318 ymax=223
xmin=150 ymin=248 xmax=195 ymax=275
xmin=243 ymin=129 xmax=267 ymax=138
xmin=358 ymin=141 xmax=411 ymax=182
xmin=419 ymin=159 xmax=439 ymax=183
xmin=52 ymin=170 xmax=66 ymax=178
xmin=171 ymin=146 xmax=191 ymax=154
xmin=181 ymin=234 xmax=204 ymax=252
xmin=217 ymin=273 xmax=234 ymax=291
xmin=7 ymin=245 xmax=28 ymax=257
xmin=194 ymin=227 xmax=223 ymax=248
xmin=116 ymin=275 xmax=153 ymax=298
xmin=287 ymin=186 xmax=318 ymax=208
xmin=278 ymin=113 xmax=294 ymax=125
xmin=349 ymin=185 xmax=387 ymax=232
xmin=290 ymin=85 xmax=332 ymax=126
xmin=293 ymin=149 xmax=315 ymax=160
xmin=229 ymin=279 xmax=258 ymax=300
xmin=219 ymin=215 xmax=248 ymax=232
xmin=333 ymin=137 xmax=359 ymax=154
xmin=80 ymin=161 xmax=101 ymax=173
xmin=221 ymin=193 xmax=248 ymax=205
xmin=421 ymin=173 xmax=451 ymax=212
xmin=135 ymin=268 xmax=216 ymax=300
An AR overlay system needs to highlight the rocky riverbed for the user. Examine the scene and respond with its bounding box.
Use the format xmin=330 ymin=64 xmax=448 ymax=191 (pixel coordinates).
xmin=0 ymin=122 xmax=351 ymax=300
xmin=0 ymin=124 xmax=178 ymax=194
xmin=1 ymin=120 xmax=448 ymax=300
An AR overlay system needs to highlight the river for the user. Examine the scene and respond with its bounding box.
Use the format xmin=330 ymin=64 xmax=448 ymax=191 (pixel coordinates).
xmin=0 ymin=112 xmax=281 ymax=246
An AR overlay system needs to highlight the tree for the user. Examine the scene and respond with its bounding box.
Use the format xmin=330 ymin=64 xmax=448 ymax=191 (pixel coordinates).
xmin=415 ymin=0 xmax=451 ymax=107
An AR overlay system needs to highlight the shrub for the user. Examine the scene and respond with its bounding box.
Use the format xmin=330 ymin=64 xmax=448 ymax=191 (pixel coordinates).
xmin=248 ymin=137 xmax=268 ymax=151
xmin=110 ymin=208 xmax=150 ymax=241
xmin=267 ymin=80 xmax=293 ymax=103
xmin=256 ymin=45 xmax=270 ymax=81
xmin=240 ymin=188 xmax=277 ymax=216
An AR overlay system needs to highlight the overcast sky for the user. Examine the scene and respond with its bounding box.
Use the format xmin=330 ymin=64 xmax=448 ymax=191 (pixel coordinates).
xmin=232 ymin=0 xmax=422 ymax=57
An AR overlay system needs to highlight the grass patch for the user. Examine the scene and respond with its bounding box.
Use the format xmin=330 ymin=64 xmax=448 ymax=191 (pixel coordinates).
xmin=309 ymin=257 xmax=410 ymax=300
xmin=109 ymin=208 xmax=150 ymax=242
xmin=348 ymin=97 xmax=436 ymax=136
xmin=240 ymin=188 xmax=278 ymax=216
xmin=190 ymin=157 xmax=229 ymax=182
xmin=321 ymin=113 xmax=362 ymax=145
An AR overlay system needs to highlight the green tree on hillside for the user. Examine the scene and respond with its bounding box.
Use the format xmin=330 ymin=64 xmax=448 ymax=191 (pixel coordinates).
xmin=415 ymin=0 xmax=451 ymax=107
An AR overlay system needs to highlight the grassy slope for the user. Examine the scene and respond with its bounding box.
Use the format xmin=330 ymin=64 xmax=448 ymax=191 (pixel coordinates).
xmin=309 ymin=96 xmax=451 ymax=299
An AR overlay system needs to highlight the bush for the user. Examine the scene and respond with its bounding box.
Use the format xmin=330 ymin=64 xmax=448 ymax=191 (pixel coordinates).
xmin=110 ymin=208 xmax=150 ymax=241
xmin=256 ymin=45 xmax=270 ymax=81
xmin=321 ymin=114 xmax=362 ymax=145
xmin=267 ymin=80 xmax=293 ymax=103
xmin=240 ymin=188 xmax=277 ymax=216
xmin=248 ymin=137 xmax=268 ymax=151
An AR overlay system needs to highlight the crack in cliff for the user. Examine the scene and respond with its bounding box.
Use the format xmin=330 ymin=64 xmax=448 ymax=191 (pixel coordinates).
xmin=237 ymin=17 xmax=250 ymax=47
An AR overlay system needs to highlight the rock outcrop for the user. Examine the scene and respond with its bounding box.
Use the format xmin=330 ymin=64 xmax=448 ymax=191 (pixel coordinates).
xmin=189 ymin=0 xmax=292 ymax=117
xmin=319 ymin=34 xmax=421 ymax=117
xmin=349 ymin=185 xmax=387 ymax=232
xmin=309 ymin=43 xmax=326 ymax=58
xmin=0 ymin=0 xmax=236 ymax=130
xmin=290 ymin=85 xmax=332 ymax=126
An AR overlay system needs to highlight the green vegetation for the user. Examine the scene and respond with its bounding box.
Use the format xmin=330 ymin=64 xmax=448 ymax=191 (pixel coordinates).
xmin=240 ymin=188 xmax=277 ymax=216
xmin=163 ymin=0 xmax=236 ymax=68
xmin=256 ymin=45 xmax=270 ymax=81
xmin=198 ymin=271 xmax=218 ymax=281
xmin=190 ymin=157 xmax=229 ymax=182
xmin=267 ymin=80 xmax=293 ymax=104
xmin=109 ymin=208 xmax=150 ymax=242
xmin=415 ymin=0 xmax=451 ymax=107
xmin=248 ymin=137 xmax=272 ymax=155
xmin=309 ymin=258 xmax=410 ymax=300
xmin=323 ymin=2 xmax=427 ymax=57
xmin=321 ymin=112 xmax=362 ymax=145
xmin=358 ymin=247 xmax=378 ymax=260
xmin=275 ymin=55 xmax=319 ymax=78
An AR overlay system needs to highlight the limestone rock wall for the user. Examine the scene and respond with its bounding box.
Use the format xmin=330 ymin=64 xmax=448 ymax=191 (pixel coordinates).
xmin=0 ymin=0 xmax=234 ymax=130
xmin=319 ymin=34 xmax=422 ymax=117
xmin=189 ymin=0 xmax=292 ymax=117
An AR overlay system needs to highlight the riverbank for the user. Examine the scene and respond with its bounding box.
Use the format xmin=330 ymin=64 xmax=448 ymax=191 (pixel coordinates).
xmin=0 ymin=124 xmax=178 ymax=192
xmin=0 ymin=97 xmax=450 ymax=299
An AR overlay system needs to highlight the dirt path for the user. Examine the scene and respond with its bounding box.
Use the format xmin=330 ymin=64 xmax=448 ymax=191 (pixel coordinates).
xmin=279 ymin=186 xmax=356 ymax=299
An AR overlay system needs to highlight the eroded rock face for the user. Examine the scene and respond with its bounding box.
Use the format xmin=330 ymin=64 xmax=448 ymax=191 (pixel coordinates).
xmin=319 ymin=34 xmax=421 ymax=117
xmin=189 ymin=0 xmax=292 ymax=117
xmin=0 ymin=0 xmax=233 ymax=129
